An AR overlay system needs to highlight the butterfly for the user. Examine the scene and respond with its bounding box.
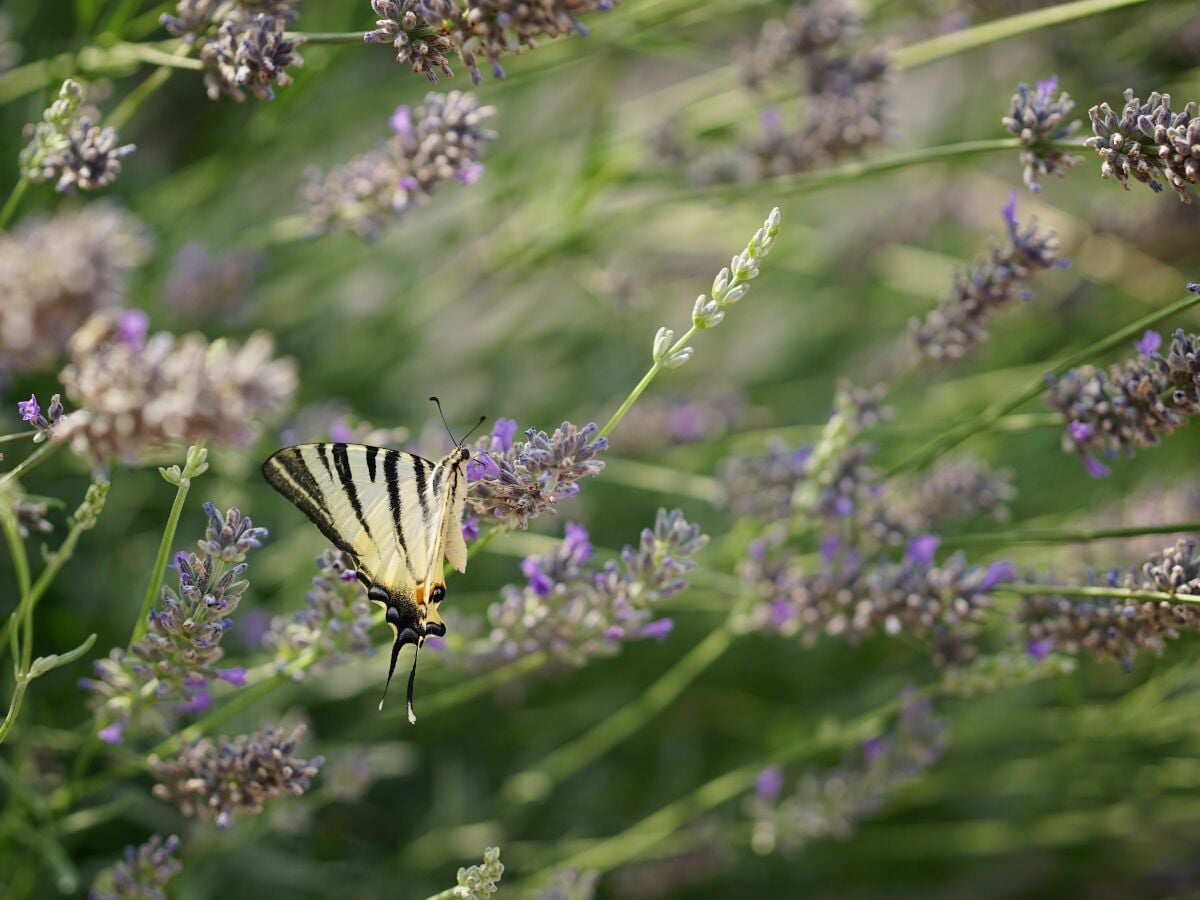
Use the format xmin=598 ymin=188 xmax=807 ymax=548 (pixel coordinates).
xmin=262 ymin=399 xmax=484 ymax=724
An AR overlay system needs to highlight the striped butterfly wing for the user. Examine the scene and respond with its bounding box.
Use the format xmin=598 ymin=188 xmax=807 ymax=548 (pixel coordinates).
xmin=262 ymin=443 xmax=441 ymax=596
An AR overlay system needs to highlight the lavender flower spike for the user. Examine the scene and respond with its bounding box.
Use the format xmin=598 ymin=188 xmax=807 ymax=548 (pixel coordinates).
xmin=1085 ymin=89 xmax=1200 ymax=203
xmin=1002 ymin=77 xmax=1082 ymax=192
xmin=453 ymin=846 xmax=504 ymax=899
xmin=19 ymin=79 xmax=135 ymax=192
xmin=90 ymin=834 xmax=182 ymax=900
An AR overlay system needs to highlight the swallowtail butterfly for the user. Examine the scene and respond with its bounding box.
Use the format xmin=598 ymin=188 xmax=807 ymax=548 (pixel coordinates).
xmin=262 ymin=399 xmax=483 ymax=724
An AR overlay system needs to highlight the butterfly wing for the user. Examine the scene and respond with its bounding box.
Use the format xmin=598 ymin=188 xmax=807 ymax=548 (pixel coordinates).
xmin=261 ymin=443 xmax=439 ymax=598
xmin=439 ymin=460 xmax=470 ymax=575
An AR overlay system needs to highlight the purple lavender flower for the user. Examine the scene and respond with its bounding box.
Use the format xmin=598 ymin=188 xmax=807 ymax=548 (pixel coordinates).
xmin=303 ymin=91 xmax=496 ymax=240
xmin=912 ymin=197 xmax=1067 ymax=361
xmin=748 ymin=690 xmax=945 ymax=853
xmin=461 ymin=514 xmax=480 ymax=542
xmin=90 ymin=834 xmax=182 ymax=900
xmin=116 ymin=308 xmax=149 ymax=348
xmin=1046 ymin=326 xmax=1200 ymax=471
xmin=468 ymin=421 xmax=607 ymax=529
xmin=263 ymin=549 xmax=375 ymax=677
xmin=1002 ymin=77 xmax=1082 ymax=191
xmin=200 ymin=14 xmax=303 ymax=102
xmin=17 ymin=395 xmax=39 ymax=422
xmin=756 ymin=765 xmax=785 ymax=803
xmin=1027 ymin=638 xmax=1054 ymax=661
xmin=150 ymin=725 xmax=323 ymax=828
xmin=457 ymin=510 xmax=706 ymax=667
xmin=906 ymin=534 xmax=941 ymax=566
xmin=86 ymin=504 xmax=266 ymax=740
xmin=1136 ymin=329 xmax=1163 ymax=357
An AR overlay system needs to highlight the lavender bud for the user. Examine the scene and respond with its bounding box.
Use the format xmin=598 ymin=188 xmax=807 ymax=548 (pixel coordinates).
xmin=90 ymin=833 xmax=182 ymax=900
xmin=651 ymin=326 xmax=674 ymax=362
xmin=662 ymin=346 xmax=694 ymax=369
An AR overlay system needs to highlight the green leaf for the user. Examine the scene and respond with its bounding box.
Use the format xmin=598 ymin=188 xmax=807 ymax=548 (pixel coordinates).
xmin=29 ymin=633 xmax=97 ymax=679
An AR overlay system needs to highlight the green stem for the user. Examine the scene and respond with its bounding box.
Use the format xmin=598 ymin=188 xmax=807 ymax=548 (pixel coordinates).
xmin=128 ymin=443 xmax=206 ymax=646
xmin=501 ymin=617 xmax=736 ymax=807
xmin=288 ymin=31 xmax=368 ymax=44
xmin=106 ymin=40 xmax=202 ymax=71
xmin=0 ymin=441 xmax=64 ymax=488
xmin=993 ymin=583 xmax=1197 ymax=604
xmin=894 ymin=0 xmax=1156 ymax=70
xmin=0 ymin=517 xmax=33 ymax=746
xmin=945 ymin=520 xmax=1200 ymax=548
xmin=521 ymin=692 xmax=906 ymax=884
xmin=107 ymin=65 xmax=172 ymax=130
xmin=0 ymin=432 xmax=37 ymax=445
xmin=0 ymin=179 xmax=28 ymax=230
xmin=599 ymin=325 xmax=697 ymax=440
xmin=888 ymin=290 xmax=1200 ymax=475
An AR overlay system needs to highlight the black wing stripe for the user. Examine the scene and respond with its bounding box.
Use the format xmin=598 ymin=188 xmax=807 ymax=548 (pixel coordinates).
xmin=413 ymin=456 xmax=431 ymax=522
xmin=332 ymin=442 xmax=372 ymax=538
xmin=366 ymin=446 xmax=378 ymax=482
xmin=278 ymin=448 xmax=326 ymax=512
xmin=315 ymin=443 xmax=334 ymax=479
xmin=431 ymin=464 xmax=445 ymax=503
xmin=384 ymin=450 xmax=415 ymax=577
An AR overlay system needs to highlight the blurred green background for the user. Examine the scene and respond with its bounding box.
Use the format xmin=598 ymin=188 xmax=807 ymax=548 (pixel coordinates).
xmin=4 ymin=0 xmax=1200 ymax=896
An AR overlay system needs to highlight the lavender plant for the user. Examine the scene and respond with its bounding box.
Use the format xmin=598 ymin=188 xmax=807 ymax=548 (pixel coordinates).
xmin=1086 ymin=89 xmax=1200 ymax=202
xmin=302 ymin=91 xmax=496 ymax=239
xmin=89 ymin=834 xmax=182 ymax=900
xmin=149 ymin=724 xmax=323 ymax=827
xmin=1002 ymin=76 xmax=1082 ymax=192
xmin=84 ymin=503 xmax=266 ymax=742
xmin=18 ymin=80 xmax=135 ymax=193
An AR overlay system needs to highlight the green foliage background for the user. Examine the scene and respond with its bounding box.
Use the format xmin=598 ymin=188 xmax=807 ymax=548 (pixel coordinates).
xmin=3 ymin=0 xmax=1200 ymax=896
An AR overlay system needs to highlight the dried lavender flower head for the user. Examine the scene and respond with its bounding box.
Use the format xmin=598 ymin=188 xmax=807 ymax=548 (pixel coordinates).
xmin=89 ymin=834 xmax=182 ymax=900
xmin=303 ymin=91 xmax=496 ymax=239
xmin=1002 ymin=76 xmax=1082 ymax=192
xmin=1086 ymin=89 xmax=1200 ymax=203
xmin=150 ymin=724 xmax=323 ymax=828
xmin=55 ymin=310 xmax=298 ymax=464
xmin=367 ymin=0 xmax=618 ymax=84
xmin=201 ymin=13 xmax=304 ymax=101
xmin=911 ymin=194 xmax=1067 ymax=362
xmin=0 ymin=204 xmax=151 ymax=375
xmin=20 ymin=79 xmax=135 ymax=192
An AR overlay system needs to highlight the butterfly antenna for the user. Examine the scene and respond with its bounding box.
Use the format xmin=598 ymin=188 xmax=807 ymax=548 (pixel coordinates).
xmin=405 ymin=646 xmax=420 ymax=725
xmin=429 ymin=396 xmax=458 ymax=445
xmin=460 ymin=415 xmax=488 ymax=445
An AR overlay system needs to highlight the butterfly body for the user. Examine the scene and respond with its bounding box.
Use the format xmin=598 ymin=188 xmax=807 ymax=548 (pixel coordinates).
xmin=262 ymin=441 xmax=471 ymax=722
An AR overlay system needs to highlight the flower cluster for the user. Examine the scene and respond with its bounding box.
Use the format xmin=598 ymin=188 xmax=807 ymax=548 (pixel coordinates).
xmin=302 ymin=91 xmax=496 ymax=239
xmin=734 ymin=0 xmax=894 ymax=179
xmin=1018 ymin=540 xmax=1200 ymax=670
xmin=89 ymin=834 xmax=182 ymax=900
xmin=452 ymin=846 xmax=504 ymax=899
xmin=17 ymin=392 xmax=65 ymax=442
xmin=0 ymin=204 xmax=150 ymax=375
xmin=911 ymin=194 xmax=1068 ymax=362
xmin=19 ymin=79 xmax=135 ymax=192
xmin=55 ymin=310 xmax=297 ymax=464
xmin=365 ymin=0 xmax=617 ymax=84
xmin=1086 ymin=89 xmax=1200 ymax=203
xmin=458 ymin=510 xmax=705 ymax=666
xmin=150 ymin=724 xmax=323 ymax=828
xmin=1045 ymin=321 xmax=1200 ymax=476
xmin=84 ymin=503 xmax=266 ymax=742
xmin=747 ymin=691 xmax=945 ymax=854
xmin=744 ymin=540 xmax=1012 ymax=666
xmin=164 ymin=242 xmax=262 ymax=322
xmin=688 ymin=207 xmax=782 ymax=335
xmin=163 ymin=0 xmax=300 ymax=42
xmin=467 ymin=418 xmax=607 ymax=530
xmin=1002 ymin=76 xmax=1082 ymax=192
xmin=263 ymin=549 xmax=375 ymax=675
xmin=200 ymin=14 xmax=304 ymax=101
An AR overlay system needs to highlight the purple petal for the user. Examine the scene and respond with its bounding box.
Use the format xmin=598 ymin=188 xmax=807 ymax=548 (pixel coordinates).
xmin=1134 ymin=329 xmax=1162 ymax=357
xmin=462 ymin=515 xmax=480 ymax=542
xmin=17 ymin=394 xmax=39 ymax=423
xmin=116 ymin=308 xmax=149 ymax=349
xmin=521 ymin=557 xmax=554 ymax=597
xmin=755 ymin=765 xmax=784 ymax=802
xmin=819 ymin=536 xmax=841 ymax=564
xmin=832 ymin=495 xmax=855 ymax=518
xmin=217 ymin=666 xmax=247 ymax=687
xmin=1027 ymin=638 xmax=1054 ymax=661
xmin=563 ymin=521 xmax=592 ymax=564
xmin=491 ymin=418 xmax=518 ymax=452
xmin=640 ymin=618 xmax=674 ymax=641
xmin=1083 ymin=455 xmax=1111 ymax=479
xmin=770 ymin=600 xmax=792 ymax=626
xmin=1034 ymin=75 xmax=1059 ymax=103
xmin=1002 ymin=190 xmax=1019 ymax=229
xmin=180 ymin=690 xmax=212 ymax=714
xmin=98 ymin=722 xmax=124 ymax=745
xmin=389 ymin=105 xmax=413 ymax=138
xmin=979 ymin=559 xmax=1016 ymax=592
xmin=455 ymin=163 xmax=484 ymax=185
xmin=329 ymin=419 xmax=354 ymax=443
xmin=398 ymin=175 xmax=419 ymax=191
xmin=862 ymin=736 xmax=888 ymax=763
xmin=906 ymin=534 xmax=941 ymax=567
xmin=604 ymin=625 xmax=626 ymax=641
xmin=1067 ymin=421 xmax=1094 ymax=443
